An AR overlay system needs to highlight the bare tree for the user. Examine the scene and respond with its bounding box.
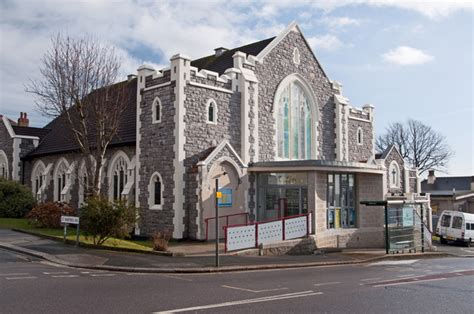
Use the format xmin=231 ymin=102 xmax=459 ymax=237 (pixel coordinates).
xmin=376 ymin=119 xmax=453 ymax=174
xmin=26 ymin=34 xmax=130 ymax=196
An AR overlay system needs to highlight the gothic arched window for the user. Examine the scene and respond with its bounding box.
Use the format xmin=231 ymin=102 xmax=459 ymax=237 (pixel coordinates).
xmin=277 ymin=81 xmax=313 ymax=159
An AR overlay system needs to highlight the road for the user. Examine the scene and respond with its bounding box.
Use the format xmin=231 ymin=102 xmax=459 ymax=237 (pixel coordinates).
xmin=0 ymin=248 xmax=472 ymax=314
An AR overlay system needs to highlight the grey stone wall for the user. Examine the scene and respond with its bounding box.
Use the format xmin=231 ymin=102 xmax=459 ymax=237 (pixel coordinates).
xmin=145 ymin=70 xmax=171 ymax=87
xmin=255 ymin=30 xmax=335 ymax=161
xmin=24 ymin=145 xmax=135 ymax=209
xmin=384 ymin=148 xmax=405 ymax=194
xmin=19 ymin=138 xmax=36 ymax=182
xmin=347 ymin=119 xmax=373 ymax=162
xmin=0 ymin=121 xmax=13 ymax=180
xmin=183 ymin=84 xmax=241 ymax=238
xmin=138 ymin=83 xmax=176 ymax=235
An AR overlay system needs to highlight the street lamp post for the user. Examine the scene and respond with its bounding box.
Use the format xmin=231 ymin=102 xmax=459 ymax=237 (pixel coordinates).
xmin=215 ymin=172 xmax=227 ymax=268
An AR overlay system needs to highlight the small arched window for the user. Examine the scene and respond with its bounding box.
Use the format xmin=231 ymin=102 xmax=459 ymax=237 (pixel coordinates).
xmin=389 ymin=161 xmax=400 ymax=188
xmin=206 ymin=99 xmax=217 ymax=124
xmin=357 ymin=127 xmax=363 ymax=145
xmin=148 ymin=172 xmax=163 ymax=210
xmin=152 ymin=97 xmax=162 ymax=124
xmin=0 ymin=150 xmax=8 ymax=179
xmin=293 ymin=47 xmax=301 ymax=65
xmin=53 ymin=159 xmax=69 ymax=202
xmin=112 ymin=157 xmax=127 ymax=201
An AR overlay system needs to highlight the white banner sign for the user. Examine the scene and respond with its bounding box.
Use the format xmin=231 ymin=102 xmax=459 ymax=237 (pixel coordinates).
xmin=61 ymin=215 xmax=79 ymax=225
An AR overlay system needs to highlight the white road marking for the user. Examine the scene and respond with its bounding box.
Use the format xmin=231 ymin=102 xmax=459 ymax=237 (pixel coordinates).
xmin=6 ymin=276 xmax=37 ymax=280
xmin=153 ymin=291 xmax=323 ymax=313
xmin=222 ymin=285 xmax=288 ymax=293
xmin=160 ymin=274 xmax=193 ymax=282
xmin=43 ymin=271 xmax=69 ymax=275
xmin=314 ymin=282 xmax=340 ymax=287
xmin=90 ymin=273 xmax=116 ymax=277
xmin=369 ymin=260 xmax=419 ymax=266
xmin=51 ymin=275 xmax=79 ymax=278
xmin=0 ymin=273 xmax=29 ymax=276
xmin=373 ymin=277 xmax=446 ymax=288
xmin=360 ymin=278 xmax=381 ymax=281
xmin=397 ymin=274 xmax=416 ymax=278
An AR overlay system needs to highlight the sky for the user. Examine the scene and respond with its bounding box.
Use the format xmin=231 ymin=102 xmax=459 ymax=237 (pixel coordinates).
xmin=0 ymin=0 xmax=472 ymax=176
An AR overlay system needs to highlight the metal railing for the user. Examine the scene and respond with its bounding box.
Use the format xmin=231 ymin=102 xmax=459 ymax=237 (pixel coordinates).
xmin=204 ymin=212 xmax=249 ymax=241
xmin=224 ymin=212 xmax=312 ymax=253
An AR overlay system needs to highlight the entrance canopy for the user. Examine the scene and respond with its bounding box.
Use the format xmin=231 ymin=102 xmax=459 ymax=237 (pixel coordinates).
xmin=248 ymin=159 xmax=385 ymax=174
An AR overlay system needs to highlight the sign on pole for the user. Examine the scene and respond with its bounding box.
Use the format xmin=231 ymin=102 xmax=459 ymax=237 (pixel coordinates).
xmin=61 ymin=216 xmax=79 ymax=225
xmin=60 ymin=215 xmax=80 ymax=246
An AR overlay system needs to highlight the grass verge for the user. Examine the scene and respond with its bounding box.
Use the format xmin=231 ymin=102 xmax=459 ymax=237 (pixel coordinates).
xmin=0 ymin=218 xmax=153 ymax=251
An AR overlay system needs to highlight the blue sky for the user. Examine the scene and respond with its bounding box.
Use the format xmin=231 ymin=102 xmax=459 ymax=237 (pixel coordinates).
xmin=0 ymin=0 xmax=472 ymax=176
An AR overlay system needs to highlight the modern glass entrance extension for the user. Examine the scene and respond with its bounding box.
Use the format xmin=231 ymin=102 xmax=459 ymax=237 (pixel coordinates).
xmin=257 ymin=172 xmax=308 ymax=221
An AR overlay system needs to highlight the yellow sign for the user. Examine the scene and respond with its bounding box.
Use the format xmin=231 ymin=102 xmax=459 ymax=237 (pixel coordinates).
xmin=216 ymin=191 xmax=223 ymax=199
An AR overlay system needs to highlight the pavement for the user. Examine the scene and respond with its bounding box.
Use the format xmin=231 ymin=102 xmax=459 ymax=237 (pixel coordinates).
xmin=0 ymin=229 xmax=466 ymax=273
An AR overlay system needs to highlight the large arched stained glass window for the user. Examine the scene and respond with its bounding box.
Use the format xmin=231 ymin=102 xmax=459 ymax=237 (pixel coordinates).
xmin=277 ymin=82 xmax=312 ymax=159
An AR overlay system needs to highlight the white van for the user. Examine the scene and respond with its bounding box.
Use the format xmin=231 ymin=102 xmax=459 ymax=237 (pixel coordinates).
xmin=436 ymin=210 xmax=474 ymax=247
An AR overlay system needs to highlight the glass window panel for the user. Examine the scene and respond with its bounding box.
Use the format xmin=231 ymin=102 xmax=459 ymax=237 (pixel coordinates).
xmin=335 ymin=174 xmax=340 ymax=207
xmin=154 ymin=179 xmax=161 ymax=205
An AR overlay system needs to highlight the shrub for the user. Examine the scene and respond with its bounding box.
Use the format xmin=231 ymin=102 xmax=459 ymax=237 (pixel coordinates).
xmin=152 ymin=230 xmax=172 ymax=251
xmin=0 ymin=178 xmax=36 ymax=218
xmin=26 ymin=202 xmax=76 ymax=228
xmin=80 ymin=196 xmax=137 ymax=245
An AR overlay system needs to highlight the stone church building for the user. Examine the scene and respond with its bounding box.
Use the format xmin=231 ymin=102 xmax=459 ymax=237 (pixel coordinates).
xmin=0 ymin=23 xmax=423 ymax=248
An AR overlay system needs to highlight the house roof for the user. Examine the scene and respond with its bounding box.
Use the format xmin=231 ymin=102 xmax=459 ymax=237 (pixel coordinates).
xmin=25 ymin=78 xmax=137 ymax=158
xmin=191 ymin=37 xmax=275 ymax=75
xmin=421 ymin=176 xmax=473 ymax=193
xmin=11 ymin=125 xmax=50 ymax=139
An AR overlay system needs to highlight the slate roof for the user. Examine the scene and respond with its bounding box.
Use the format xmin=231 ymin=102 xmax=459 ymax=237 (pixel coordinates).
xmin=12 ymin=125 xmax=50 ymax=139
xmin=25 ymin=78 xmax=137 ymax=158
xmin=191 ymin=37 xmax=275 ymax=75
xmin=421 ymin=176 xmax=474 ymax=193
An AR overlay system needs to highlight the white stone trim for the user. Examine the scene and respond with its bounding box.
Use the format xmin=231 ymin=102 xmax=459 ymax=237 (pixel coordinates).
xmin=188 ymin=81 xmax=233 ymax=94
xmin=197 ymin=140 xmax=247 ymax=170
xmin=12 ymin=138 xmax=20 ymax=181
xmin=142 ymin=81 xmax=172 ymax=92
xmin=2 ymin=116 xmax=15 ymax=137
xmin=207 ymin=156 xmax=245 ymax=179
xmin=171 ymin=53 xmax=190 ymax=239
xmin=205 ymin=98 xmax=218 ymax=124
xmin=148 ymin=172 xmax=164 ymax=210
xmin=348 ymin=116 xmax=371 ymax=123
xmin=404 ymin=166 xmax=410 ymax=193
xmin=272 ymin=73 xmax=319 ymax=160
xmin=0 ymin=150 xmax=8 ymax=179
xmin=152 ymin=97 xmax=162 ymax=124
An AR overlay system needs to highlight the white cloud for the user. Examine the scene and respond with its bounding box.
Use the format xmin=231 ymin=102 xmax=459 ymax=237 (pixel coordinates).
xmin=307 ymin=35 xmax=344 ymax=51
xmin=323 ymin=16 xmax=361 ymax=29
xmin=382 ymin=46 xmax=434 ymax=65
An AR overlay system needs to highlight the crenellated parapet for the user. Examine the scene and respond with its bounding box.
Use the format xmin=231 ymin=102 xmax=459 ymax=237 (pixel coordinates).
xmin=189 ymin=67 xmax=232 ymax=90
xmin=145 ymin=69 xmax=171 ymax=87
xmin=333 ymin=80 xmax=375 ymax=163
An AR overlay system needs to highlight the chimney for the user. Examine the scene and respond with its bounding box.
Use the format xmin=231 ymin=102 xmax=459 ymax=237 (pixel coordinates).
xmin=17 ymin=112 xmax=29 ymax=127
xmin=427 ymin=169 xmax=436 ymax=184
xmin=127 ymin=74 xmax=137 ymax=82
xmin=214 ymin=47 xmax=228 ymax=57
